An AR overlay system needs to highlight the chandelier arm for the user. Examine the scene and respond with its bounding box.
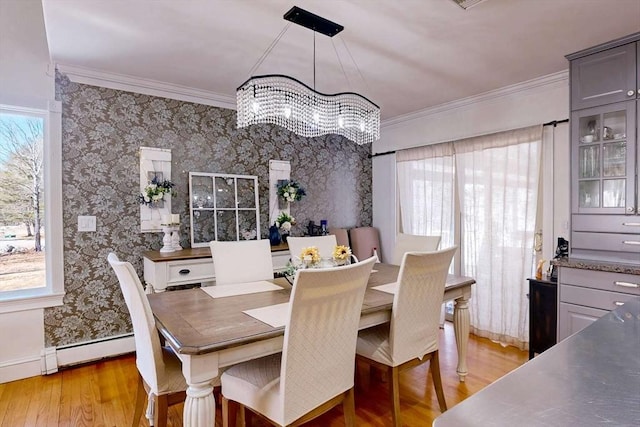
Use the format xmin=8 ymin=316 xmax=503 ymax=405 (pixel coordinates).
xmin=247 ymin=22 xmax=293 ymax=78
xmin=340 ymin=36 xmax=371 ymax=93
xmin=331 ymin=38 xmax=352 ymax=90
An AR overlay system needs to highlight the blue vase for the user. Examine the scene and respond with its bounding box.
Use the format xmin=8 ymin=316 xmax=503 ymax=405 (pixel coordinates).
xmin=269 ymin=224 xmax=281 ymax=246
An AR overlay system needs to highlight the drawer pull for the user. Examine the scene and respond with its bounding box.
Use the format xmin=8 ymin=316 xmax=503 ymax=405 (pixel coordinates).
xmin=622 ymin=222 xmax=640 ymax=227
xmin=614 ymin=301 xmax=626 ymax=306
xmin=614 ymin=281 xmax=639 ymax=289
xmin=622 ymin=240 xmax=640 ymax=246
xmin=178 ymin=269 xmax=191 ymax=275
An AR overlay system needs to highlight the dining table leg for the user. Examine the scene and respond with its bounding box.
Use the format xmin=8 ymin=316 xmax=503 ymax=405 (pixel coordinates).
xmin=180 ymin=354 xmax=219 ymax=427
xmin=453 ymin=291 xmax=471 ymax=382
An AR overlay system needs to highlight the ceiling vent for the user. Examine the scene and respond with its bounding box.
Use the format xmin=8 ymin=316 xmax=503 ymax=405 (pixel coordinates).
xmin=452 ymin=0 xmax=488 ymax=9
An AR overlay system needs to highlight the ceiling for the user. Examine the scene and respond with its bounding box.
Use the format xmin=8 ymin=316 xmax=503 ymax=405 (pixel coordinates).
xmin=41 ymin=0 xmax=640 ymax=122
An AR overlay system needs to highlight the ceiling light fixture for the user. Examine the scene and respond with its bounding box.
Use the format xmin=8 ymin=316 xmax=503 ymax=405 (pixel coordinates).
xmin=236 ymin=6 xmax=380 ymax=145
xmin=451 ymin=0 xmax=488 ymax=10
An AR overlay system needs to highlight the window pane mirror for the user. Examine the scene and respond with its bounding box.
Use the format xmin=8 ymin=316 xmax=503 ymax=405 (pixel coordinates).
xmin=189 ymin=172 xmax=260 ymax=247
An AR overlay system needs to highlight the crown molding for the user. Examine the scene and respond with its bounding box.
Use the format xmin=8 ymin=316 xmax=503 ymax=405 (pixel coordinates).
xmin=382 ymin=70 xmax=569 ymax=129
xmin=56 ymin=64 xmax=237 ymax=110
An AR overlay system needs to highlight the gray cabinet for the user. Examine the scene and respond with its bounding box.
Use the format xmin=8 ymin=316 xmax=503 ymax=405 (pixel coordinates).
xmin=570 ymin=42 xmax=637 ymax=110
xmin=567 ymin=33 xmax=640 ymax=263
xmin=557 ymin=266 xmax=639 ymax=341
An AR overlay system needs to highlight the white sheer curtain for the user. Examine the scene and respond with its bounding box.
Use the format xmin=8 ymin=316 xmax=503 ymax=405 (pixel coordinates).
xmin=396 ymin=125 xmax=542 ymax=349
xmin=455 ymin=126 xmax=542 ymax=348
xmin=396 ymin=143 xmax=455 ymax=249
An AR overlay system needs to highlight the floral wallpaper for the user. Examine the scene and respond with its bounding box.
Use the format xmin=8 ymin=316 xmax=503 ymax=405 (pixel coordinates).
xmin=44 ymin=73 xmax=372 ymax=347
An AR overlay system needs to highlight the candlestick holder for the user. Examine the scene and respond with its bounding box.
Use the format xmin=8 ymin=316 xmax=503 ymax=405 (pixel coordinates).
xmin=160 ymin=224 xmax=183 ymax=253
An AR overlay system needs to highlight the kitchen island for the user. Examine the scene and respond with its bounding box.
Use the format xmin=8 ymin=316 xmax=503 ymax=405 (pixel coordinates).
xmin=433 ymin=297 xmax=640 ymax=426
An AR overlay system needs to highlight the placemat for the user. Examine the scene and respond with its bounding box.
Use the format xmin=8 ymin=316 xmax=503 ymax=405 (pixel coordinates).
xmin=243 ymin=302 xmax=290 ymax=328
xmin=371 ymin=282 xmax=397 ymax=295
xmin=201 ymin=281 xmax=282 ymax=299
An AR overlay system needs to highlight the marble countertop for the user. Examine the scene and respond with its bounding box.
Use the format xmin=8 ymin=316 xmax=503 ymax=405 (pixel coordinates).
xmin=551 ymin=257 xmax=640 ymax=275
xmin=434 ymin=297 xmax=640 ymax=426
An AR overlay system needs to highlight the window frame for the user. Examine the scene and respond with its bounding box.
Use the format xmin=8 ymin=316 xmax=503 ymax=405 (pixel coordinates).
xmin=0 ymin=101 xmax=64 ymax=313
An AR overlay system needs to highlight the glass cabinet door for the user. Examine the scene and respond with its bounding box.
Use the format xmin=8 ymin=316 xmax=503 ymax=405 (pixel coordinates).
xmin=572 ymin=101 xmax=636 ymax=214
xmin=189 ymin=172 xmax=260 ymax=247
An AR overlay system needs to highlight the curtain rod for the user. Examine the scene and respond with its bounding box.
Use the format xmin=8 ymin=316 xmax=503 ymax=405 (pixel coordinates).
xmin=368 ymin=118 xmax=570 ymax=158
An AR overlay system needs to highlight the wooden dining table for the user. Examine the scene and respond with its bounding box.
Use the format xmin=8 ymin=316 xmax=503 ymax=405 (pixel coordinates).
xmin=147 ymin=262 xmax=475 ymax=427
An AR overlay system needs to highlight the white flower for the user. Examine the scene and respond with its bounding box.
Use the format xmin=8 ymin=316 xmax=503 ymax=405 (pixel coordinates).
xmin=281 ymin=221 xmax=292 ymax=231
xmin=144 ymin=195 xmax=151 ymax=202
xmin=152 ymin=193 xmax=163 ymax=201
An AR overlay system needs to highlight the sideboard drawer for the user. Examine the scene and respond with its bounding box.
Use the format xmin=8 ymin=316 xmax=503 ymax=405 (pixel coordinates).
xmin=572 ymin=231 xmax=640 ymax=254
xmin=572 ymin=214 xmax=640 ymax=233
xmin=560 ymin=284 xmax=636 ymax=311
xmin=560 ymin=268 xmax=640 ymax=295
xmin=167 ymin=259 xmax=215 ymax=285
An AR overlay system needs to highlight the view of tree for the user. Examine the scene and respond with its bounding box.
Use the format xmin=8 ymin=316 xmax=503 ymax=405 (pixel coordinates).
xmin=0 ymin=114 xmax=44 ymax=251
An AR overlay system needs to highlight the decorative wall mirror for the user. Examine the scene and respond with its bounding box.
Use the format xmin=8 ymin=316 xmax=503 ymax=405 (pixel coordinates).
xmin=189 ymin=172 xmax=260 ymax=248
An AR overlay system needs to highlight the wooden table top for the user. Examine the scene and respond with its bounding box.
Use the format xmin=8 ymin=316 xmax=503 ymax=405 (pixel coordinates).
xmin=143 ymin=242 xmax=290 ymax=262
xmin=147 ymin=263 xmax=475 ymax=355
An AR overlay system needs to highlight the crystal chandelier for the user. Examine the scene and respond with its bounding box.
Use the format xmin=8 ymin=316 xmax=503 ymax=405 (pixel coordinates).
xmin=236 ymin=7 xmax=380 ymax=145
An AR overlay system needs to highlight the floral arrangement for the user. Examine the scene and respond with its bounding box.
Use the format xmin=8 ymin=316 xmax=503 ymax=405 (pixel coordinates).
xmin=138 ymin=176 xmax=175 ymax=207
xmin=332 ymin=245 xmax=352 ymax=261
xmin=275 ymin=211 xmax=295 ymax=232
xmin=277 ymin=180 xmax=306 ymax=203
xmin=300 ymin=246 xmax=320 ymax=265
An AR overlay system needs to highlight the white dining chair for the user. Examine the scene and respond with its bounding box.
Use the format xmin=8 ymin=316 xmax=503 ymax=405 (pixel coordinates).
xmin=356 ymin=247 xmax=457 ymax=427
xmin=220 ymin=256 xmax=377 ymax=427
xmin=391 ymin=233 xmax=441 ymax=265
xmin=107 ymin=252 xmax=189 ymax=427
xmin=210 ymin=239 xmax=274 ymax=285
xmin=286 ymin=235 xmax=337 ymax=260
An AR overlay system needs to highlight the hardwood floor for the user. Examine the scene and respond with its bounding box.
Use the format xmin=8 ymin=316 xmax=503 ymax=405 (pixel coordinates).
xmin=0 ymin=323 xmax=527 ymax=427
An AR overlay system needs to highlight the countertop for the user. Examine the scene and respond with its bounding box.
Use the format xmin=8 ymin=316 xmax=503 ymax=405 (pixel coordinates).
xmin=433 ymin=297 xmax=640 ymax=426
xmin=551 ymin=257 xmax=640 ymax=275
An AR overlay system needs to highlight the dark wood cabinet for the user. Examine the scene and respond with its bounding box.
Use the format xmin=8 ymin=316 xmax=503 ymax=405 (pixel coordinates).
xmin=528 ymin=277 xmax=557 ymax=359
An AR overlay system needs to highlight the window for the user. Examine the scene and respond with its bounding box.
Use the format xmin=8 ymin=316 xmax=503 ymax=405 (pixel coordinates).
xmin=0 ymin=103 xmax=63 ymax=312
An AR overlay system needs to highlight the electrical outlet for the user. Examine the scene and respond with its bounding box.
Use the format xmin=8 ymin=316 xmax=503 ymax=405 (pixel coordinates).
xmin=78 ymin=215 xmax=96 ymax=232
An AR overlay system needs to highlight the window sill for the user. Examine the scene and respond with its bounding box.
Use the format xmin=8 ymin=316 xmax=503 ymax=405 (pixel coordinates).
xmin=0 ymin=291 xmax=65 ymax=314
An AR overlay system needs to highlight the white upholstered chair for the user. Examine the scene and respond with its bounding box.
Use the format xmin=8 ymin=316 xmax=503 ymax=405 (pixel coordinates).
xmin=391 ymin=233 xmax=441 ymax=265
xmin=286 ymin=235 xmax=337 ymax=260
xmin=107 ymin=252 xmax=188 ymax=427
xmin=210 ymin=239 xmax=274 ymax=285
xmin=356 ymin=247 xmax=457 ymax=427
xmin=220 ymin=256 xmax=377 ymax=427
xmin=349 ymin=227 xmax=382 ymax=263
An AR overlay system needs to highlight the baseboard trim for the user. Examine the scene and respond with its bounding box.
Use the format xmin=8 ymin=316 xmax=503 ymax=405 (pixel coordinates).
xmin=0 ymin=356 xmax=42 ymax=383
xmin=56 ymin=334 xmax=135 ymax=369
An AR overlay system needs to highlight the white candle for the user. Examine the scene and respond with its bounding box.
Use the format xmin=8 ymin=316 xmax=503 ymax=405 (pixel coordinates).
xmin=171 ymin=214 xmax=180 ymax=224
xmin=162 ymin=214 xmax=171 ymax=225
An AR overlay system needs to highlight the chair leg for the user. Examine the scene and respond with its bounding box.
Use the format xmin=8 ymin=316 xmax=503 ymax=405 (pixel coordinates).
xmin=153 ymin=394 xmax=168 ymax=427
xmin=222 ymin=396 xmax=234 ymax=427
xmin=430 ymin=351 xmax=447 ymax=412
xmin=132 ymin=376 xmax=146 ymax=427
xmin=389 ymin=366 xmax=401 ymax=427
xmin=343 ymin=388 xmax=356 ymax=427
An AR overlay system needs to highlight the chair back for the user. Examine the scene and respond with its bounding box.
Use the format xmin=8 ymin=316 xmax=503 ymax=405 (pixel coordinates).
xmin=210 ymin=239 xmax=274 ymax=285
xmin=392 ymin=234 xmax=441 ymax=265
xmin=349 ymin=226 xmax=381 ymax=262
xmin=286 ymin=235 xmax=337 ymax=260
xmin=328 ymin=227 xmax=350 ymax=248
xmin=389 ymin=247 xmax=457 ymax=365
xmin=107 ymin=253 xmax=164 ymax=393
xmin=280 ymin=256 xmax=376 ymax=424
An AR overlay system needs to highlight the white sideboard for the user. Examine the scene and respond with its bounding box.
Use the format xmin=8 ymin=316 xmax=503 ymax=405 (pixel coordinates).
xmin=143 ymin=244 xmax=291 ymax=292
